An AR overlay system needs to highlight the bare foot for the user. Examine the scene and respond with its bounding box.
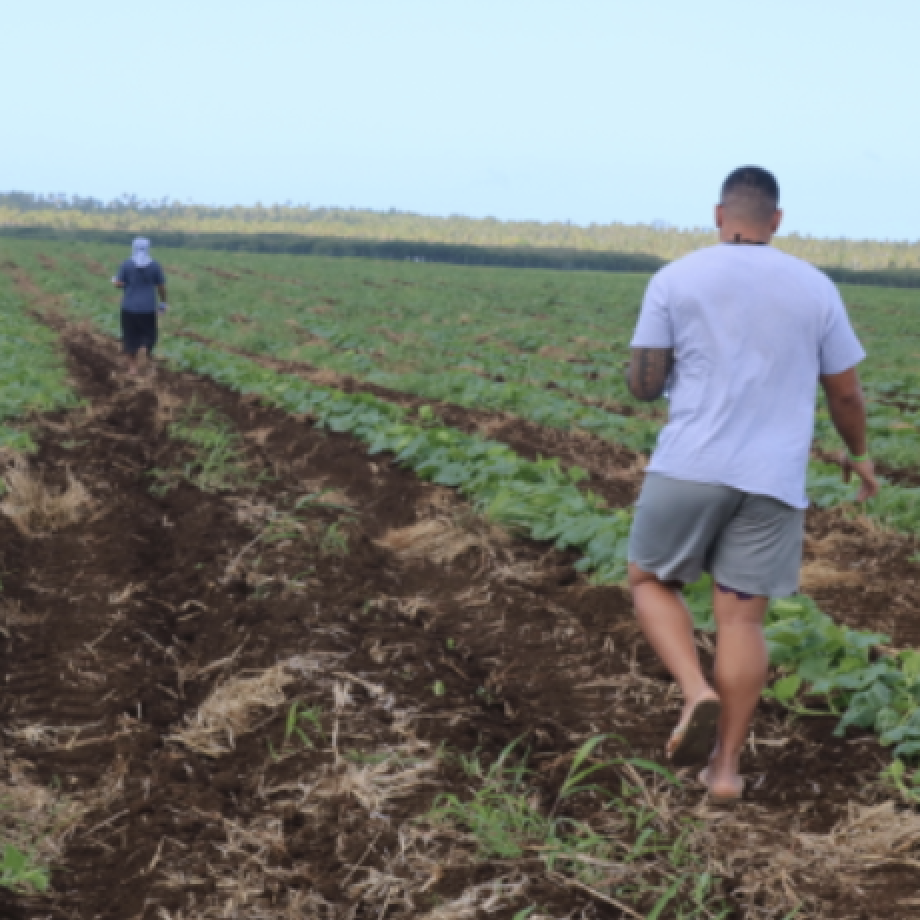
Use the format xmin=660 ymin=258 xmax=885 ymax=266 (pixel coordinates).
xmin=699 ymin=764 xmax=744 ymax=802
xmin=678 ymin=688 xmax=720 ymax=727
xmin=666 ymin=690 xmax=721 ymax=766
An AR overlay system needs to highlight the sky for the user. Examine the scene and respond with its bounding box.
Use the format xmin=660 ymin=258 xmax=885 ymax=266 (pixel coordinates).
xmin=1 ymin=0 xmax=917 ymax=240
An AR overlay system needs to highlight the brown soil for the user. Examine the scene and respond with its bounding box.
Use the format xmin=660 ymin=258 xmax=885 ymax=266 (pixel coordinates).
xmin=460 ymin=362 xmax=651 ymax=417
xmin=203 ymin=266 xmax=242 ymax=282
xmin=3 ymin=261 xmax=63 ymax=311
xmin=163 ymin=264 xmax=197 ymax=281
xmin=0 ymin=326 xmax=917 ymax=919
xmin=815 ymin=445 xmax=920 ymax=489
xmin=68 ymin=253 xmax=110 ymax=277
xmin=803 ymin=511 xmax=920 ymax=648
xmin=880 ymin=464 xmax=920 ymax=488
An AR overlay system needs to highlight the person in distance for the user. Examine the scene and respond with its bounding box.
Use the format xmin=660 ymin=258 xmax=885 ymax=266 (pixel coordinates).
xmin=112 ymin=238 xmax=170 ymax=376
xmin=625 ymin=166 xmax=877 ymax=803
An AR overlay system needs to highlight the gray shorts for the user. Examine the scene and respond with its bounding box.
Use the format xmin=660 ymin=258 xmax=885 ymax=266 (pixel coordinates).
xmin=628 ymin=474 xmax=805 ymax=598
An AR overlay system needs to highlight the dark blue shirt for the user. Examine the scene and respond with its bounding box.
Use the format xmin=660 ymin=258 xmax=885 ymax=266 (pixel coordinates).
xmin=116 ymin=260 xmax=165 ymax=313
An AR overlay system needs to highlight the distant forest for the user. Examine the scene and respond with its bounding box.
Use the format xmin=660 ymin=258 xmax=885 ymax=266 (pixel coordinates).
xmin=2 ymin=191 xmax=919 ymax=274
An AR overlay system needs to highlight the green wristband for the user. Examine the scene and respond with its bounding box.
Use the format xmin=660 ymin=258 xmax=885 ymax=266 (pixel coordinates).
xmin=849 ymin=452 xmax=869 ymax=464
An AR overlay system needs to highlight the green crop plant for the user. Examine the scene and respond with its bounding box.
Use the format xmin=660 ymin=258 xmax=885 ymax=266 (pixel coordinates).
xmin=0 ymin=427 xmax=35 ymax=454
xmin=685 ymin=579 xmax=920 ymax=762
xmin=807 ymin=461 xmax=920 ymax=535
xmin=0 ymin=271 xmax=81 ymax=448
xmin=880 ymin=758 xmax=920 ymax=805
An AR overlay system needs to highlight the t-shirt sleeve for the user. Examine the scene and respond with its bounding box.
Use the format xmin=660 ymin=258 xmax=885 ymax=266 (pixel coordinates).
xmin=115 ymin=262 xmax=128 ymax=283
xmin=819 ymin=284 xmax=866 ymax=375
xmin=630 ymin=271 xmax=674 ymax=347
xmin=151 ymin=263 xmax=165 ymax=285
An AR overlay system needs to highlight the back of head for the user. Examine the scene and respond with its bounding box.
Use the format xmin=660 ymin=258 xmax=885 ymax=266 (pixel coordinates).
xmin=720 ymin=166 xmax=780 ymax=227
xmin=131 ymin=237 xmax=153 ymax=268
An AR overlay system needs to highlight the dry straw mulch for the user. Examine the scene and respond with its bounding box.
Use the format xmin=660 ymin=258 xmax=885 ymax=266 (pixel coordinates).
xmin=376 ymin=515 xmax=509 ymax=567
xmin=1 ymin=456 xmax=91 ymax=536
xmin=168 ymin=661 xmax=297 ymax=758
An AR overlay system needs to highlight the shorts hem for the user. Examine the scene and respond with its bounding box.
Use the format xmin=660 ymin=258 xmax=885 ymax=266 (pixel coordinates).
xmin=628 ymin=554 xmax=703 ymax=587
xmin=630 ymin=557 xmax=799 ymax=599
xmin=712 ymin=574 xmax=800 ymax=600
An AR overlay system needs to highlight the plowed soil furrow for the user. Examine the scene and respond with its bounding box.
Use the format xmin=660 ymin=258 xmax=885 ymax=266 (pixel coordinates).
xmin=0 ymin=321 xmax=917 ymax=919
xmin=174 ymin=329 xmax=643 ymax=507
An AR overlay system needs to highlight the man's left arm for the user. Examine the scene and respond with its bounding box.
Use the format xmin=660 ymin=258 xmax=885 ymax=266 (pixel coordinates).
xmin=627 ymin=347 xmax=674 ymax=401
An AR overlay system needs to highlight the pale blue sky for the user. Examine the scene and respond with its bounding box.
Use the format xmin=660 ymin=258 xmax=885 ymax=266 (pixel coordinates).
xmin=1 ymin=1 xmax=916 ymax=239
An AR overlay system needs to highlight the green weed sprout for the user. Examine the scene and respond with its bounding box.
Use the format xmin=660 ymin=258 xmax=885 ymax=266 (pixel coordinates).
xmin=283 ymin=701 xmax=324 ymax=750
xmin=881 ymin=758 xmax=920 ymax=804
xmin=165 ymin=401 xmax=248 ymax=493
xmin=429 ymin=737 xmax=727 ymax=916
xmin=0 ymin=844 xmax=49 ymax=893
xmin=320 ymin=522 xmax=349 ymax=556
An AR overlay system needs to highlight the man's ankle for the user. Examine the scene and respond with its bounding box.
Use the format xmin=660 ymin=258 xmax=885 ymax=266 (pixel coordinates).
xmin=708 ymin=751 xmax=740 ymax=775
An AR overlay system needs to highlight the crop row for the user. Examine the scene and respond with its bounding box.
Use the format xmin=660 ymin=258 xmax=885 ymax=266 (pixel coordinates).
xmin=196 ymin=313 xmax=920 ymax=535
xmin=20 ymin=236 xmax=920 ymax=410
xmin=158 ymin=258 xmax=920 ymax=468
xmin=163 ymin=337 xmax=635 ymax=583
xmin=302 ymin=315 xmax=642 ymax=408
xmin=183 ymin=310 xmax=656 ymax=431
xmin=0 ymin=274 xmax=80 ymax=452
xmin=297 ymin=315 xmax=920 ymax=484
xmin=197 ymin=298 xmax=920 ymax=476
xmin=292 ymin=313 xmax=920 ymax=476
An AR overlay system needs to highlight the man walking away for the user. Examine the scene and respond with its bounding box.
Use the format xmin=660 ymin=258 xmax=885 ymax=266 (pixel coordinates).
xmin=626 ymin=166 xmax=878 ymax=803
xmin=112 ymin=238 xmax=169 ymax=376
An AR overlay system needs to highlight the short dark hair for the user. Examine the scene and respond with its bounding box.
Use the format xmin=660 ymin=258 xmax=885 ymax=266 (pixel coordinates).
xmin=720 ymin=166 xmax=780 ymax=223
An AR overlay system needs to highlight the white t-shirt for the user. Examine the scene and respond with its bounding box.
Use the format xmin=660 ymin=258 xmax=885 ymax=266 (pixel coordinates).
xmin=631 ymin=243 xmax=865 ymax=509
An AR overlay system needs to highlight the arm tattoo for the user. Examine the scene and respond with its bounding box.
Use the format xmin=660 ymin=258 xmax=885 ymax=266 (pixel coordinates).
xmin=627 ymin=347 xmax=674 ymax=401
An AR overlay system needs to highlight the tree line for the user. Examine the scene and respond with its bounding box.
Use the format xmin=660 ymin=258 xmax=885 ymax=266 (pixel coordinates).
xmin=2 ymin=191 xmax=919 ymax=276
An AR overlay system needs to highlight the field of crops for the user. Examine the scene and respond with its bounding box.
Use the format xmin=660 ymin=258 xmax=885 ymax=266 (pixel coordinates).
xmin=1 ymin=237 xmax=920 ymax=919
